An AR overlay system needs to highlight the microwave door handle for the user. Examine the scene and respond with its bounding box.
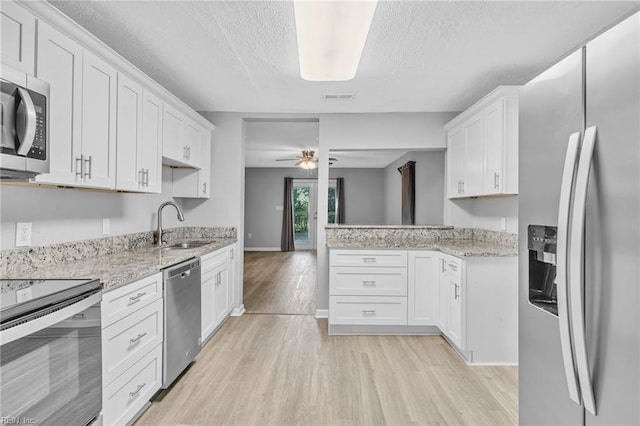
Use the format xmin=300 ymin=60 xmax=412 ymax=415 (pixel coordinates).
xmin=556 ymin=131 xmax=582 ymax=406
xmin=0 ymin=292 xmax=101 ymax=346
xmin=569 ymin=125 xmax=598 ymax=415
xmin=15 ymin=87 xmax=37 ymax=156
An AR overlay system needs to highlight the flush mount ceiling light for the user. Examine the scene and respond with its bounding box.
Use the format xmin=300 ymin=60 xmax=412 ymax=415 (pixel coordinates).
xmin=294 ymin=0 xmax=378 ymax=81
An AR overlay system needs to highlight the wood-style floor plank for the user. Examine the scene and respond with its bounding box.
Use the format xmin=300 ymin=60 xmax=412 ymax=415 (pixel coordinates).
xmin=243 ymin=251 xmax=316 ymax=315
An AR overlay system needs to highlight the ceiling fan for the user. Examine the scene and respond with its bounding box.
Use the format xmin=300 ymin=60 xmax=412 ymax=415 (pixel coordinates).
xmin=275 ymin=150 xmax=337 ymax=169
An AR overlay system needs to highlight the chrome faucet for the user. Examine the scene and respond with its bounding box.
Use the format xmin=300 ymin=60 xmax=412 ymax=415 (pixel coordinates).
xmin=156 ymin=201 xmax=185 ymax=245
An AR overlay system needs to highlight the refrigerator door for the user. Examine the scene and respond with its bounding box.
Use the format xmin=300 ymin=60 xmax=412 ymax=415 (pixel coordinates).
xmin=518 ymin=49 xmax=584 ymax=425
xmin=584 ymin=12 xmax=640 ymax=425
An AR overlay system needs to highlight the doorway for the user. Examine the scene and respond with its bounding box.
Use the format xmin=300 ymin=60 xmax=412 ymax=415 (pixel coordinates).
xmin=292 ymin=179 xmax=337 ymax=250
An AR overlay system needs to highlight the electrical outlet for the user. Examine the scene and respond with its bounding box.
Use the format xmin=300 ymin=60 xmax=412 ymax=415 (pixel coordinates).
xmin=102 ymin=218 xmax=110 ymax=235
xmin=501 ymin=217 xmax=507 ymax=231
xmin=16 ymin=222 xmax=32 ymax=247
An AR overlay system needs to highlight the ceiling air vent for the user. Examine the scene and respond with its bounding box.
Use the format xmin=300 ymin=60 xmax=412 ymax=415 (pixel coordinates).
xmin=322 ymin=92 xmax=355 ymax=100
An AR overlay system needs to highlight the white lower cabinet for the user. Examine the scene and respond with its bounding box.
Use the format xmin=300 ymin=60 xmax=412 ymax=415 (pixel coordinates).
xmin=101 ymin=272 xmax=163 ymax=426
xmin=201 ymin=245 xmax=234 ymax=343
xmin=329 ymin=248 xmax=518 ymax=364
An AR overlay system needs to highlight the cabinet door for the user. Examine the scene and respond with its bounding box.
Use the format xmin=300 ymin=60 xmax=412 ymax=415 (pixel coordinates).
xmin=34 ymin=21 xmax=83 ymax=186
xmin=437 ymin=257 xmax=449 ymax=332
xmin=183 ymin=120 xmax=201 ymax=167
xmin=116 ymin=74 xmax=142 ymax=191
xmin=201 ymin=267 xmax=216 ymax=342
xmin=162 ymin=104 xmax=183 ymax=163
xmin=140 ymin=90 xmax=163 ymax=193
xmin=464 ymin=115 xmax=485 ymax=196
xmin=407 ymin=251 xmax=439 ymax=326
xmin=198 ymin=136 xmax=211 ymax=198
xmin=484 ymin=98 xmax=505 ymax=194
xmin=81 ymin=51 xmax=117 ymax=188
xmin=213 ymin=263 xmax=231 ymax=329
xmin=447 ymin=128 xmax=466 ymax=198
xmin=1 ymin=2 xmax=35 ymax=74
xmin=448 ymin=275 xmax=463 ymax=348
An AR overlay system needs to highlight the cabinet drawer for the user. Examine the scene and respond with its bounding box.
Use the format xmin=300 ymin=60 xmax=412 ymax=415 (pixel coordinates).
xmin=330 ymin=250 xmax=407 ymax=267
xmin=201 ymin=247 xmax=229 ymax=272
xmin=330 ymin=267 xmax=407 ymax=296
xmin=329 ymin=296 xmax=407 ymax=325
xmin=102 ymin=272 xmax=162 ymax=327
xmin=102 ymin=298 xmax=163 ymax=386
xmin=103 ymin=343 xmax=162 ymax=426
xmin=446 ymin=257 xmax=463 ymax=279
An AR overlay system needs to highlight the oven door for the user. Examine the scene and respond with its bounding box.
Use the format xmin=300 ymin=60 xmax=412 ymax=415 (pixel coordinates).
xmin=0 ymin=292 xmax=102 ymax=426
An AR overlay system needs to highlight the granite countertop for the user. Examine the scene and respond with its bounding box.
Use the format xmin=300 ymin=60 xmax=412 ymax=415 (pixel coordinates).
xmin=327 ymin=238 xmax=516 ymax=257
xmin=325 ymin=224 xmax=454 ymax=230
xmin=2 ymin=238 xmax=236 ymax=291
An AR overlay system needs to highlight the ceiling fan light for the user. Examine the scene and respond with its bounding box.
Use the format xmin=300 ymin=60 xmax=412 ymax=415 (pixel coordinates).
xmin=294 ymin=0 xmax=378 ymax=81
xmin=300 ymin=159 xmax=317 ymax=170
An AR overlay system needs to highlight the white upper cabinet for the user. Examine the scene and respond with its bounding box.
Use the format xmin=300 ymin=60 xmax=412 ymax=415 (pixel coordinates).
xmin=445 ymin=86 xmax=519 ymax=199
xmin=1 ymin=1 xmax=35 ymax=74
xmin=140 ymin=90 xmax=163 ymax=193
xmin=162 ymin=104 xmax=202 ymax=169
xmin=81 ymin=51 xmax=117 ymax=188
xmin=34 ymin=21 xmax=83 ymax=186
xmin=172 ymin=126 xmax=211 ymax=199
xmin=116 ymin=73 xmax=143 ymax=191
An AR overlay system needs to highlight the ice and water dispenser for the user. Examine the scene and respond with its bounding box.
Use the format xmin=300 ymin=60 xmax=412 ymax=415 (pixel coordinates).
xmin=528 ymin=225 xmax=558 ymax=316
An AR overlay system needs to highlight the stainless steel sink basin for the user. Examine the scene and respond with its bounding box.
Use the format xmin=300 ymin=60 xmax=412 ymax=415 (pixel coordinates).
xmin=162 ymin=240 xmax=216 ymax=249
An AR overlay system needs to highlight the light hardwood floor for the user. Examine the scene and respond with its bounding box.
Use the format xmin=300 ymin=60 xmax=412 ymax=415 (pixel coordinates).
xmin=243 ymin=251 xmax=316 ymax=315
xmin=135 ymin=251 xmax=518 ymax=426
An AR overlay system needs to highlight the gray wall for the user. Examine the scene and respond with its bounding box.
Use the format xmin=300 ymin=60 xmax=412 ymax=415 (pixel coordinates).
xmin=244 ymin=167 xmax=385 ymax=249
xmin=384 ymin=150 xmax=445 ymax=225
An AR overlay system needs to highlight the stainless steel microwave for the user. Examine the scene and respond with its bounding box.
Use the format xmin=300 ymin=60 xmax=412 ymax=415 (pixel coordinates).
xmin=0 ymin=65 xmax=49 ymax=180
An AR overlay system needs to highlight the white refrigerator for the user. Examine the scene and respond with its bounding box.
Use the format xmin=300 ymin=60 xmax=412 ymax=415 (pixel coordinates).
xmin=518 ymin=11 xmax=639 ymax=425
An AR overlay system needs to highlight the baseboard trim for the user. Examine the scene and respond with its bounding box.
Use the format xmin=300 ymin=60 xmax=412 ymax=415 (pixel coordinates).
xmin=244 ymin=247 xmax=280 ymax=251
xmin=230 ymin=304 xmax=245 ymax=316
xmin=328 ymin=324 xmax=441 ymax=335
xmin=315 ymin=309 xmax=328 ymax=319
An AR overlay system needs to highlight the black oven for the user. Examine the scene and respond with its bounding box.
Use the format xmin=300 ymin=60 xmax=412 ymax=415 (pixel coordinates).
xmin=0 ymin=279 xmax=102 ymax=425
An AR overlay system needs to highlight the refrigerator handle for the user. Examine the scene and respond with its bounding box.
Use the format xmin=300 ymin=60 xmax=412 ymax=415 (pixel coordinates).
xmin=569 ymin=125 xmax=598 ymax=415
xmin=556 ymin=131 xmax=582 ymax=406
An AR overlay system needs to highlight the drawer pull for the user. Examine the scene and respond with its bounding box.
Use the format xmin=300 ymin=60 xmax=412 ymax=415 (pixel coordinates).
xmin=448 ymin=263 xmax=458 ymax=271
xmin=362 ymin=310 xmax=377 ymax=316
xmin=362 ymin=257 xmax=377 ymax=263
xmin=129 ymin=383 xmax=146 ymax=399
xmin=129 ymin=332 xmax=148 ymax=345
xmin=362 ymin=280 xmax=376 ymax=286
xmin=129 ymin=292 xmax=146 ymax=304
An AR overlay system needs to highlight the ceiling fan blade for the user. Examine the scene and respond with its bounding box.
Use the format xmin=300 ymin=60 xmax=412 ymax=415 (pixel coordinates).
xmin=275 ymin=158 xmax=299 ymax=161
xmin=329 ymin=157 xmax=338 ymax=161
xmin=294 ymin=160 xmax=304 ymax=166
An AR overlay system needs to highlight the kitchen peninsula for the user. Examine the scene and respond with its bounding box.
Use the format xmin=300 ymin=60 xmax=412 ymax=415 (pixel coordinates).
xmin=326 ymin=224 xmax=518 ymax=365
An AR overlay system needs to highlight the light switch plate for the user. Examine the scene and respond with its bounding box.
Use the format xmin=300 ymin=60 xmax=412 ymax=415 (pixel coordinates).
xmin=15 ymin=222 xmax=32 ymax=247
xmin=501 ymin=217 xmax=507 ymax=231
xmin=102 ymin=218 xmax=110 ymax=235
xmin=276 ymin=205 xmax=283 ymax=211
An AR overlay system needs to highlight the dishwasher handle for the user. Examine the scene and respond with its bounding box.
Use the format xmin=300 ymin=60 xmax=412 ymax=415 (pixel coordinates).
xmin=164 ymin=258 xmax=201 ymax=280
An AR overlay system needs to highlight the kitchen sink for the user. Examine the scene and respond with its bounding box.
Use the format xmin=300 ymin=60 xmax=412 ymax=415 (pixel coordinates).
xmin=163 ymin=240 xmax=216 ymax=249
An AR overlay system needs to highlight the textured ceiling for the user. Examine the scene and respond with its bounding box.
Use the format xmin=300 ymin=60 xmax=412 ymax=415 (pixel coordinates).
xmin=50 ymin=1 xmax=638 ymax=113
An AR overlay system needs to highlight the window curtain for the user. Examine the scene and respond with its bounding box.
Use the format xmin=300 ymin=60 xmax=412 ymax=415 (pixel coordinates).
xmin=336 ymin=177 xmax=346 ymax=224
xmin=398 ymin=161 xmax=416 ymax=225
xmin=281 ymin=177 xmax=295 ymax=251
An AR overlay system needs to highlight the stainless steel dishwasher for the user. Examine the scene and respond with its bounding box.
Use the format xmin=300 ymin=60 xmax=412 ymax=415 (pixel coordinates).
xmin=162 ymin=257 xmax=201 ymax=389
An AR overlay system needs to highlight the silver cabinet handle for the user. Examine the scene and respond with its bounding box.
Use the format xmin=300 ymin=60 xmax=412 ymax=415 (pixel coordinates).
xmin=76 ymin=155 xmax=84 ymax=178
xmin=494 ymin=172 xmax=500 ymax=190
xmin=128 ymin=292 xmax=146 ymax=304
xmin=203 ymin=181 xmax=207 ymax=194
xmin=362 ymin=257 xmax=376 ymax=263
xmin=143 ymin=168 xmax=149 ymax=187
xmin=448 ymin=263 xmax=457 ymax=271
xmin=569 ymin=125 xmax=597 ymax=415
xmin=129 ymin=332 xmax=147 ymax=345
xmin=362 ymin=280 xmax=376 ymax=286
xmin=362 ymin=310 xmax=376 ymax=315
xmin=187 ymin=146 xmax=191 ymax=159
xmin=183 ymin=146 xmax=187 ymax=159
xmin=441 ymin=258 xmax=446 ymax=272
xmin=453 ymin=283 xmax=460 ymax=300
xmin=129 ymin=383 xmax=146 ymax=398
xmin=84 ymin=156 xmax=92 ymax=179
xmin=555 ymin=131 xmax=581 ymax=406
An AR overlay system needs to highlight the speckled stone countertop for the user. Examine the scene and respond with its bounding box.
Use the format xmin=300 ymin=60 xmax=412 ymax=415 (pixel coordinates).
xmin=326 ymin=226 xmax=517 ymax=257
xmin=1 ymin=227 xmax=237 ymax=291
xmin=325 ymin=225 xmax=454 ymax=230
